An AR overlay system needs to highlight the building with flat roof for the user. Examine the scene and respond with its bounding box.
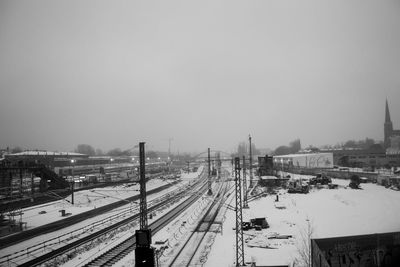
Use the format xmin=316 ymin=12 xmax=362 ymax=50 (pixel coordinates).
xmin=273 ymin=153 xmax=334 ymax=169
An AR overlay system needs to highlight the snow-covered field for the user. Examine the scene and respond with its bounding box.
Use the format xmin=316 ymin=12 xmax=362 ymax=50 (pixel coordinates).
xmin=206 ymin=176 xmax=400 ymax=267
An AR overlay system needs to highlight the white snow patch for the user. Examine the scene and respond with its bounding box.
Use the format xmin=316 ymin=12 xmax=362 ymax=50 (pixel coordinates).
xmin=206 ymin=177 xmax=400 ymax=266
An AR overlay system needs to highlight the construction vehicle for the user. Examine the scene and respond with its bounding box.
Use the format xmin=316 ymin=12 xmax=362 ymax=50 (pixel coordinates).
xmin=349 ymin=175 xmax=361 ymax=189
xmin=288 ymin=178 xmax=309 ymax=193
xmin=251 ymin=217 xmax=269 ymax=229
xmin=309 ymin=173 xmax=332 ymax=185
xmin=241 ymin=218 xmax=269 ymax=231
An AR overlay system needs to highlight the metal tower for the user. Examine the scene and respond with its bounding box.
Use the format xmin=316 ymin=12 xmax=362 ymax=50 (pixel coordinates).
xmin=135 ymin=142 xmax=155 ymax=266
xmin=207 ymin=148 xmax=212 ymax=195
xmin=139 ymin=142 xmax=148 ymax=229
xmin=217 ymin=152 xmax=221 ymax=180
xmin=249 ymin=134 xmax=254 ymax=188
xmin=242 ymin=156 xmax=249 ymax=209
xmin=235 ymin=157 xmax=244 ymax=266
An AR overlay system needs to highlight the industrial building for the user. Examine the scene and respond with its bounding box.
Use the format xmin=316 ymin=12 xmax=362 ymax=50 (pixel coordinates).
xmin=273 ymin=153 xmax=334 ymax=169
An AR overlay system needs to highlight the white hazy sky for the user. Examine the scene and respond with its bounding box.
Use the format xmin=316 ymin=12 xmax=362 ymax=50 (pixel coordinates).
xmin=1 ymin=0 xmax=400 ymax=154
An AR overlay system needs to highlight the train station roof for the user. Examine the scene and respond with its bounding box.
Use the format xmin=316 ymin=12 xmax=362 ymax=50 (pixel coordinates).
xmin=5 ymin=150 xmax=88 ymax=158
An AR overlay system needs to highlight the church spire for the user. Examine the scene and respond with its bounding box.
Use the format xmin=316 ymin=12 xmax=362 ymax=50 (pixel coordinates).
xmin=384 ymin=99 xmax=393 ymax=149
xmin=385 ymin=99 xmax=391 ymax=123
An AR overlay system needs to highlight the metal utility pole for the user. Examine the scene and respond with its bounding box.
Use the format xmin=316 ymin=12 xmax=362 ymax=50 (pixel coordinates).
xmin=249 ymin=134 xmax=254 ymax=188
xmin=31 ymin=173 xmax=34 ymax=199
xmin=168 ymin=138 xmax=173 ymax=159
xmin=70 ymin=160 xmax=75 ymax=205
xmin=217 ymin=152 xmax=221 ymax=180
xmin=235 ymin=157 xmax=244 ymax=267
xmin=19 ymin=169 xmax=23 ymax=196
xmin=207 ymin=148 xmax=212 ymax=195
xmin=242 ymin=156 xmax=249 ymax=209
xmin=135 ymin=142 xmax=155 ymax=266
xmin=139 ymin=142 xmax=148 ymax=230
xmin=71 ymin=182 xmax=74 ymax=205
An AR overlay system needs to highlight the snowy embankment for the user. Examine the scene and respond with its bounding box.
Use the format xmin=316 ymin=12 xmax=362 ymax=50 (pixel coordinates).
xmin=16 ymin=177 xmax=173 ymax=229
xmin=206 ymin=176 xmax=400 ymax=266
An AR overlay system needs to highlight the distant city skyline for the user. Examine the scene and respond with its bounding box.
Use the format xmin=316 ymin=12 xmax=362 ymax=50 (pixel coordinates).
xmin=1 ymin=1 xmax=400 ymax=154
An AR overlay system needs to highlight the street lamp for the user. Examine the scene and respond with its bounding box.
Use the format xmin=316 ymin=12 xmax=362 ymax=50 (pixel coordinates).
xmin=70 ymin=159 xmax=76 ymax=178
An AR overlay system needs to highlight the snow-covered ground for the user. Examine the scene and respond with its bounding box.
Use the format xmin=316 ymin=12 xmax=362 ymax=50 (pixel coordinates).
xmin=4 ymin=168 xmax=400 ymax=267
xmin=206 ymin=175 xmax=400 ymax=267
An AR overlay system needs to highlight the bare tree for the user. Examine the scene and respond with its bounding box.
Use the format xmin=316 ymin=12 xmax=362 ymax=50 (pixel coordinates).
xmin=75 ymin=144 xmax=96 ymax=156
xmin=11 ymin=146 xmax=23 ymax=153
xmin=95 ymin=148 xmax=104 ymax=156
xmin=295 ymin=217 xmax=314 ymax=267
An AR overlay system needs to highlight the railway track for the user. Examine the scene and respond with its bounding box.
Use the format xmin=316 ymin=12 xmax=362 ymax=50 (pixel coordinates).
xmin=0 ymin=180 xmax=177 ymax=250
xmin=84 ymin=238 xmax=136 ymax=267
xmin=2 ymin=171 xmax=207 ymax=267
xmin=0 ymin=182 xmax=183 ymax=266
xmin=167 ymin=175 xmax=231 ymax=267
xmin=83 ymin=181 xmax=209 ymax=267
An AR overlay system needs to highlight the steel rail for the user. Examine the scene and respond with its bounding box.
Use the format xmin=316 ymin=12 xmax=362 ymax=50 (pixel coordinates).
xmin=167 ymin=179 xmax=229 ymax=267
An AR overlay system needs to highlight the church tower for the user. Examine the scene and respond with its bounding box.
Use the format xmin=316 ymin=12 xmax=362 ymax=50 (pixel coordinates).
xmin=384 ymin=99 xmax=393 ymax=149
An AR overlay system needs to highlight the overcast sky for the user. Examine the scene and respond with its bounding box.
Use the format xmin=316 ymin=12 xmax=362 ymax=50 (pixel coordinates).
xmin=1 ymin=0 xmax=400 ymax=154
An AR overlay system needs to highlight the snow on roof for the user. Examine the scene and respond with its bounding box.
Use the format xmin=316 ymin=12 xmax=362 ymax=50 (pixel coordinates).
xmin=386 ymin=147 xmax=400 ymax=155
xmin=273 ymin=152 xmax=333 ymax=158
xmin=7 ymin=150 xmax=87 ymax=157
xmin=259 ymin=175 xmax=288 ymax=180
